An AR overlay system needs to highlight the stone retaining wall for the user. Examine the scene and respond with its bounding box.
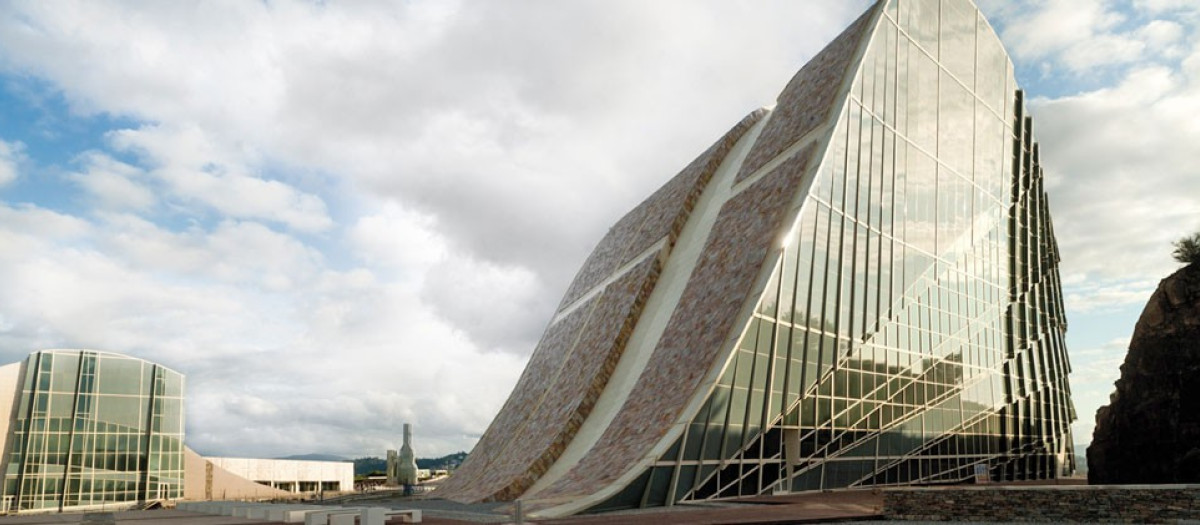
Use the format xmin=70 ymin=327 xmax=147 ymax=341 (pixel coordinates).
xmin=883 ymin=484 xmax=1200 ymax=523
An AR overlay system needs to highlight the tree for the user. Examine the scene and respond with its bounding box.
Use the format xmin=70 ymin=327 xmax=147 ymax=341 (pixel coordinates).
xmin=1173 ymin=232 xmax=1200 ymax=264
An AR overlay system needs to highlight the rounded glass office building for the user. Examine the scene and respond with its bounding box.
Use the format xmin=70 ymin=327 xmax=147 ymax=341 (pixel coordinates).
xmin=0 ymin=350 xmax=184 ymax=513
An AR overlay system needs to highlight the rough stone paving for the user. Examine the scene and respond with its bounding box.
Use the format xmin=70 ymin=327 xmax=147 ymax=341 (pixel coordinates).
xmin=523 ymin=144 xmax=818 ymax=508
xmin=438 ymin=110 xmax=766 ymax=504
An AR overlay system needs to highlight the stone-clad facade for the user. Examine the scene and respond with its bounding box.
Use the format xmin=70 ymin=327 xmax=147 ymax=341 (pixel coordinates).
xmin=438 ymin=0 xmax=1075 ymax=517
xmin=434 ymin=109 xmax=767 ymax=504
xmin=735 ymin=9 xmax=875 ymax=184
xmin=528 ymin=144 xmax=820 ymax=508
xmin=556 ymin=110 xmax=769 ymax=310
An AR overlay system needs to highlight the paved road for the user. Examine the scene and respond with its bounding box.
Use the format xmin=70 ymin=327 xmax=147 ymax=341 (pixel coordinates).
xmin=0 ymin=510 xmax=282 ymax=524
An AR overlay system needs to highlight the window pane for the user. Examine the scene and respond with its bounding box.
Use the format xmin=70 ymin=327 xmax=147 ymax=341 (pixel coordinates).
xmin=975 ymin=13 xmax=1007 ymax=113
xmin=939 ymin=0 xmax=976 ymax=86
xmin=907 ymin=45 xmax=939 ymax=154
xmin=906 ymin=0 xmax=940 ymax=59
xmin=938 ymin=70 xmax=975 ymax=177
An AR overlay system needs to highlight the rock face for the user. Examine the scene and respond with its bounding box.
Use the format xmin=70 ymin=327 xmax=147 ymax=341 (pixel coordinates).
xmin=1089 ymin=262 xmax=1200 ymax=484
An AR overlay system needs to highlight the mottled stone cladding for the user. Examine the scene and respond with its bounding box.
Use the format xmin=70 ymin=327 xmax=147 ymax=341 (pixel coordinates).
xmin=525 ymin=144 xmax=818 ymax=506
xmin=437 ymin=254 xmax=660 ymax=503
xmin=558 ymin=211 xmax=644 ymax=310
xmin=734 ymin=6 xmax=876 ymax=184
xmin=884 ymin=486 xmax=1200 ymax=523
xmin=441 ymin=111 xmax=766 ymax=504
xmin=558 ymin=109 xmax=768 ymax=309
xmin=434 ymin=297 xmax=595 ymax=500
xmin=477 ymin=255 xmax=661 ymax=503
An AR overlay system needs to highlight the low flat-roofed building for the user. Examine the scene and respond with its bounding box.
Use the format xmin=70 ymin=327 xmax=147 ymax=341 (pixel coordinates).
xmin=203 ymin=457 xmax=352 ymax=494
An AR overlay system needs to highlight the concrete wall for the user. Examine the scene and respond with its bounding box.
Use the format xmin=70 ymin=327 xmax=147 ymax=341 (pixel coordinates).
xmin=206 ymin=456 xmax=353 ymax=493
xmin=183 ymin=447 xmax=295 ymax=501
xmin=884 ymin=485 xmax=1200 ymax=523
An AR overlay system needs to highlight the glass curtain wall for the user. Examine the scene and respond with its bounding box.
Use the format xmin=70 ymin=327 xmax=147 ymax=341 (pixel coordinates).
xmin=592 ymin=0 xmax=1074 ymax=510
xmin=2 ymin=351 xmax=184 ymax=513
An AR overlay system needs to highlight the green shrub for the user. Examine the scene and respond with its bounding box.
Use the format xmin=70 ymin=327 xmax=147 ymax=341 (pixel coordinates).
xmin=1173 ymin=232 xmax=1200 ymax=264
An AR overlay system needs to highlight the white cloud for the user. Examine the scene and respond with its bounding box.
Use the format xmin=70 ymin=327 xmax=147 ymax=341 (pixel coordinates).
xmin=1002 ymin=1 xmax=1200 ymax=333
xmin=1138 ymin=19 xmax=1186 ymax=57
xmin=1001 ymin=0 xmax=1127 ymax=64
xmin=0 ymin=0 xmax=870 ymax=354
xmin=1034 ymin=63 xmax=1200 ymax=286
xmin=0 ymin=202 xmax=526 ymax=457
xmin=1061 ymin=32 xmax=1147 ymax=71
xmin=0 ymin=139 xmax=23 ymax=186
xmin=349 ymin=203 xmax=448 ymax=281
xmin=992 ymin=0 xmax=1200 ymax=73
xmin=107 ymin=124 xmax=334 ymax=233
xmin=350 ymin=203 xmax=557 ymax=354
xmin=1064 ymin=279 xmax=1160 ymax=314
xmin=989 ymin=0 xmax=1200 ymax=447
xmin=421 ymin=253 xmax=551 ymax=354
xmin=0 ymin=0 xmax=872 ymax=277
xmin=94 ymin=214 xmax=325 ymax=292
xmin=1134 ymin=0 xmax=1199 ymax=14
xmin=9 ymin=0 xmax=1190 ymax=461
xmin=69 ymin=152 xmax=156 ymax=211
xmin=1068 ymin=338 xmax=1131 ymax=448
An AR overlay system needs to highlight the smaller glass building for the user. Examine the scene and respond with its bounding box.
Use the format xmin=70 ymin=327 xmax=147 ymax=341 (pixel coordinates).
xmin=0 ymin=350 xmax=184 ymax=513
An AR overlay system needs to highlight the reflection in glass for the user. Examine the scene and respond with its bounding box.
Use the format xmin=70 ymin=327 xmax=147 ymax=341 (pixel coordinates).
xmin=939 ymin=0 xmax=976 ymax=86
xmin=3 ymin=351 xmax=184 ymax=512
xmin=601 ymin=0 xmax=1073 ymax=510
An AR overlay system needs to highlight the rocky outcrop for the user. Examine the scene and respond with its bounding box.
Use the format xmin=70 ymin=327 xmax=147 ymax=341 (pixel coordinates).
xmin=1089 ymin=263 xmax=1200 ymax=484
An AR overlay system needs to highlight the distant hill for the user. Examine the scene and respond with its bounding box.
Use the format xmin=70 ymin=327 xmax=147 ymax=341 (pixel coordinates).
xmin=417 ymin=451 xmax=467 ymax=470
xmin=354 ymin=457 xmax=387 ymax=476
xmin=352 ymin=452 xmax=469 ymax=477
xmin=278 ymin=453 xmax=350 ymax=462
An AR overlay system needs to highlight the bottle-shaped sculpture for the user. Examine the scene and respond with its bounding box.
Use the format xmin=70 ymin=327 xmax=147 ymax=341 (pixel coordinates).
xmin=397 ymin=423 xmax=419 ymax=493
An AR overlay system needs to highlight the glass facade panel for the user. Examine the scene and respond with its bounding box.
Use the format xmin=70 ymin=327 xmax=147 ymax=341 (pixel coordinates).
xmin=939 ymin=70 xmax=975 ymax=178
xmin=625 ymin=0 xmax=1074 ymax=508
xmin=974 ymin=12 xmax=1007 ymax=114
xmin=904 ymin=0 xmax=940 ymax=59
xmin=939 ymin=0 xmax=976 ymax=87
xmin=907 ymin=45 xmax=940 ymax=154
xmin=2 ymin=351 xmax=185 ymax=513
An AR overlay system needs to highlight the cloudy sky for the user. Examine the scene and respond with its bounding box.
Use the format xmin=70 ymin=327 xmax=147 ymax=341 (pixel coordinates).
xmin=0 ymin=0 xmax=1196 ymax=460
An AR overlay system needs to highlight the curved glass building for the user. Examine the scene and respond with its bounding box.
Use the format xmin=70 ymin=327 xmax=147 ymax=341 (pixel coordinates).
xmin=0 ymin=350 xmax=184 ymax=513
xmin=437 ymin=0 xmax=1075 ymax=517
